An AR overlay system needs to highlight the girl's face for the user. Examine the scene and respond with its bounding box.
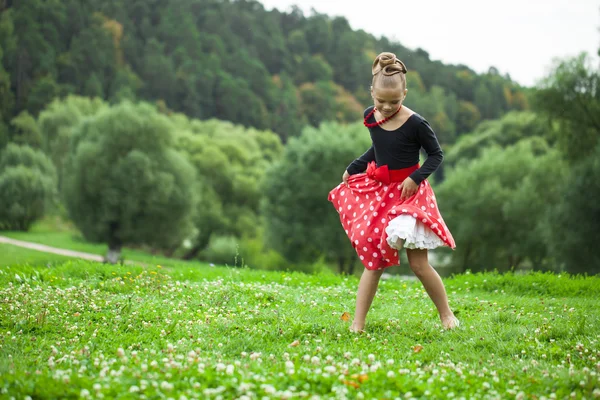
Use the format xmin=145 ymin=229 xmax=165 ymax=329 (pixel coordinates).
xmin=371 ymin=86 xmax=407 ymax=118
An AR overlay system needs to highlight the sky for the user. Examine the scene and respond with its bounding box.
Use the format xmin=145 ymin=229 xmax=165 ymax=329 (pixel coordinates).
xmin=259 ymin=0 xmax=599 ymax=87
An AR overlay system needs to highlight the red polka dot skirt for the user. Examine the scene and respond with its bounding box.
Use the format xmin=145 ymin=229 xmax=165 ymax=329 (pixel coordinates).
xmin=328 ymin=162 xmax=455 ymax=270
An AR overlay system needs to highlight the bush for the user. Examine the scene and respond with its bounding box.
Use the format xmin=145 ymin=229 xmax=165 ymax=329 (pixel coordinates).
xmin=0 ymin=144 xmax=57 ymax=230
xmin=201 ymin=235 xmax=240 ymax=266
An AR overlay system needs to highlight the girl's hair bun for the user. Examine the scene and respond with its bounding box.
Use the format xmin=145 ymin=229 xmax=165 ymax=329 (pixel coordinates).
xmin=372 ymin=52 xmax=407 ymax=76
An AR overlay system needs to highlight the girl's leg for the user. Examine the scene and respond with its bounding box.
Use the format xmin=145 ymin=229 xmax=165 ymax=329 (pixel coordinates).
xmin=406 ymin=248 xmax=459 ymax=329
xmin=351 ymin=268 xmax=385 ymax=332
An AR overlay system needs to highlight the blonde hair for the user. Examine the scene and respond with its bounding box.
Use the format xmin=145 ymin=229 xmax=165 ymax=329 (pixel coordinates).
xmin=371 ymin=52 xmax=407 ymax=90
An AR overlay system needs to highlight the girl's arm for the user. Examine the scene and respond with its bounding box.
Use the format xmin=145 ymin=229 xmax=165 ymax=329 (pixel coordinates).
xmin=408 ymin=120 xmax=443 ymax=185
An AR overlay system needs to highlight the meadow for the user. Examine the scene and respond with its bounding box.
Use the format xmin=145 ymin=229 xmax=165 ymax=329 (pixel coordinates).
xmin=1 ymin=257 xmax=599 ymax=399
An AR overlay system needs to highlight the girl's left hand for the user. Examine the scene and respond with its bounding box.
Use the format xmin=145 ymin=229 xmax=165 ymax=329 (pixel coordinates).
xmin=399 ymin=177 xmax=418 ymax=200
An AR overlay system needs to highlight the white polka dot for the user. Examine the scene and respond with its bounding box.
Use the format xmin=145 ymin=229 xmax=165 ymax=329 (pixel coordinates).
xmin=363 ymin=247 xmax=368 ymax=251
xmin=355 ymin=240 xmax=359 ymax=245
xmin=413 ymin=213 xmax=418 ymax=218
xmin=356 ymin=196 xmax=359 ymax=201
xmin=430 ymin=203 xmax=435 ymax=208
xmin=402 ymin=209 xmax=407 ymax=213
xmin=381 ymin=249 xmax=386 ymax=254
xmin=353 ymin=212 xmax=356 ymax=217
xmin=361 ymin=231 xmax=365 ymax=236
xmin=421 ymin=206 xmax=426 ymax=211
xmin=360 ymin=204 xmax=364 ymax=209
xmin=374 ymin=228 xmax=379 ymax=233
xmin=383 ymin=186 xmax=388 ymax=191
xmin=338 ymin=207 xmax=342 ymax=212
xmin=373 ymin=252 xmax=378 ymax=257
xmin=364 ymin=216 xmax=368 ymax=220
xmin=420 ymin=190 xmax=424 ymax=195
xmin=431 ymin=223 xmax=438 ymax=229
xmin=348 ymin=205 xmax=352 ymax=210
xmin=341 ymin=191 xmax=345 ymax=196
xmin=374 ymin=212 xmax=378 ymax=217
xmin=422 ymin=218 xmax=427 ymax=223
xmin=366 ymin=195 xmax=370 ymax=199
xmin=345 ymin=230 xmax=348 ymax=234
xmin=397 ymin=185 xmax=402 ymax=190
xmin=394 ymin=252 xmax=398 ymax=256
xmin=370 ymin=206 xmax=374 ymax=211
xmin=360 ymin=255 xmax=364 ymax=260
xmin=381 ymin=218 xmax=386 ymax=223
xmin=368 ymin=262 xmax=373 ymax=267
xmin=382 ymin=202 xmax=386 ymax=207
xmin=389 ymin=193 xmax=394 ymax=198
xmin=357 ymin=224 xmax=361 ymax=228
xmin=368 ymin=238 xmax=373 ymax=242
xmin=377 ymin=197 xmax=382 ymax=201
xmin=391 ymin=210 xmax=396 ymax=214
xmin=367 ymin=221 xmax=371 ymax=226
xmin=331 ymin=194 xmax=335 ymax=199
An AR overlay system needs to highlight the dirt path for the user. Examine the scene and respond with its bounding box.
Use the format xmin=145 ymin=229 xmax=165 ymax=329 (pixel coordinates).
xmin=0 ymin=236 xmax=141 ymax=265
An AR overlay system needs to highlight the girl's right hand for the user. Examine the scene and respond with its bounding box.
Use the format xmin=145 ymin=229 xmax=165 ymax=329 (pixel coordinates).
xmin=342 ymin=170 xmax=350 ymax=186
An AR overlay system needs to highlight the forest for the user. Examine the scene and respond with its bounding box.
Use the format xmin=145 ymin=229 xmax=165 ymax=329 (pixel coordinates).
xmin=1 ymin=0 xmax=598 ymax=275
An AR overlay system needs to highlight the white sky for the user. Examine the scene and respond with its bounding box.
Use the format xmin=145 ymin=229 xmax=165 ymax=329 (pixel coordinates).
xmin=259 ymin=0 xmax=600 ymax=87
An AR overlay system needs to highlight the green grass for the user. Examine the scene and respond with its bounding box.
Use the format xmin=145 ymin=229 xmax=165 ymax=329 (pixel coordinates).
xmin=1 ymin=217 xmax=210 ymax=268
xmin=0 ymin=244 xmax=73 ymax=266
xmin=1 ymin=262 xmax=599 ymax=399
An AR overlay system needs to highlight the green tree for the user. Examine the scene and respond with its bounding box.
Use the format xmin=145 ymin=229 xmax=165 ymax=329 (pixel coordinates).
xmin=172 ymin=116 xmax=283 ymax=260
xmin=37 ymin=95 xmax=108 ymax=190
xmin=62 ymin=102 xmax=197 ymax=263
xmin=0 ymin=144 xmax=57 ymax=230
xmin=262 ymin=121 xmax=371 ymax=274
xmin=546 ymin=143 xmax=600 ymax=274
xmin=437 ymin=138 xmax=565 ymax=272
xmin=533 ymin=52 xmax=600 ymax=162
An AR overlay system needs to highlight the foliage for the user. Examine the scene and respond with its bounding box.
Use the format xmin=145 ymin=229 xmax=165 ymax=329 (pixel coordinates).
xmin=262 ymin=121 xmax=372 ymax=274
xmin=1 ymin=0 xmax=527 ymax=143
xmin=437 ymin=138 xmax=566 ymax=272
xmin=62 ymin=102 xmax=197 ymax=258
xmin=0 ymin=144 xmax=57 ymax=230
xmin=533 ymin=53 xmax=600 ymax=162
xmin=171 ymin=115 xmax=284 ymax=259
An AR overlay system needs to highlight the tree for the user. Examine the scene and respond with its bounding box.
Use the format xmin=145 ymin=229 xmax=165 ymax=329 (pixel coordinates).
xmin=62 ymin=102 xmax=197 ymax=263
xmin=37 ymin=95 xmax=108 ymax=190
xmin=262 ymin=121 xmax=371 ymax=274
xmin=171 ymin=116 xmax=283 ymax=260
xmin=533 ymin=52 xmax=600 ymax=162
xmin=0 ymin=144 xmax=57 ymax=230
xmin=437 ymin=138 xmax=566 ymax=272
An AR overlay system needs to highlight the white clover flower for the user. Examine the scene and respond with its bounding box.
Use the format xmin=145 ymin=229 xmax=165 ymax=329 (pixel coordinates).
xmin=129 ymin=386 xmax=140 ymax=393
xmin=286 ymin=361 xmax=294 ymax=369
xmin=80 ymin=389 xmax=91 ymax=398
xmin=117 ymin=348 xmax=125 ymax=357
xmin=387 ymin=371 xmax=395 ymax=378
xmin=216 ymin=363 xmax=226 ymax=372
xmin=387 ymin=359 xmax=394 ymax=366
xmin=226 ymin=364 xmax=235 ymax=375
xmin=311 ymin=356 xmax=320 ymax=365
xmin=368 ymin=354 xmax=375 ymax=362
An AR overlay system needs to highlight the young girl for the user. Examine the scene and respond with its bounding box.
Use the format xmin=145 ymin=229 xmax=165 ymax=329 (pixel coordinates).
xmin=328 ymin=52 xmax=459 ymax=331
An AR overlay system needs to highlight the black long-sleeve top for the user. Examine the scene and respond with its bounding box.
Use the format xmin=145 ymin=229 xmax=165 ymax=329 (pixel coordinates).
xmin=346 ymin=106 xmax=443 ymax=185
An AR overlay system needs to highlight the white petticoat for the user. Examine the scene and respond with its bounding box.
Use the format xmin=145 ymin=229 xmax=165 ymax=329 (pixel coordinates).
xmin=385 ymin=215 xmax=446 ymax=250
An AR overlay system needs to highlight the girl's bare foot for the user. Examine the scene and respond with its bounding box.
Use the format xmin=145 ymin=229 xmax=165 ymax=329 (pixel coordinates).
xmin=441 ymin=314 xmax=460 ymax=330
xmin=349 ymin=321 xmax=365 ymax=333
